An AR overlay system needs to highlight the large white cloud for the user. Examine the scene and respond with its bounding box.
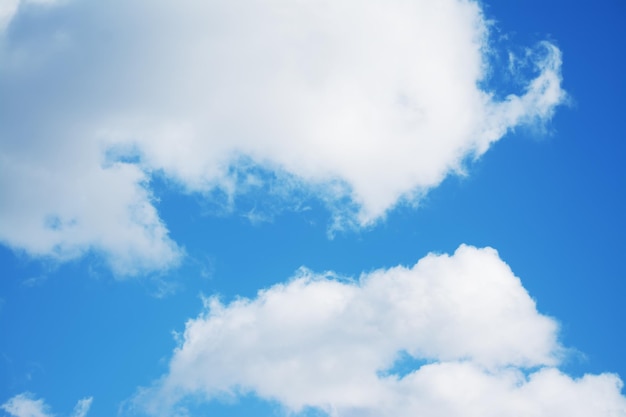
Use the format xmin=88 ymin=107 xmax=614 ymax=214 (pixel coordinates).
xmin=131 ymin=246 xmax=626 ymax=416
xmin=1 ymin=393 xmax=92 ymax=417
xmin=0 ymin=0 xmax=566 ymax=274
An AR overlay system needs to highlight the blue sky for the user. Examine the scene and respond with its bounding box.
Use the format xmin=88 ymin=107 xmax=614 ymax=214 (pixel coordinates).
xmin=0 ymin=0 xmax=625 ymax=416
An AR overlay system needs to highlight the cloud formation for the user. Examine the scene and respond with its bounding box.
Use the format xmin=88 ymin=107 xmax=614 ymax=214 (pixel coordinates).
xmin=0 ymin=0 xmax=59 ymax=33
xmin=1 ymin=393 xmax=92 ymax=417
xmin=0 ymin=0 xmax=566 ymax=274
xmin=133 ymin=246 xmax=626 ymax=416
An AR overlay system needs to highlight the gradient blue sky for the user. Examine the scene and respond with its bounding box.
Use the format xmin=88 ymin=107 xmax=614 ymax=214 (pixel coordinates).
xmin=1 ymin=1 xmax=625 ymax=416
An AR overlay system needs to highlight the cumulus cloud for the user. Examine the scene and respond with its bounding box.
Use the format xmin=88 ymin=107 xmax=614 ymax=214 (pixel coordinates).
xmin=0 ymin=140 xmax=183 ymax=276
xmin=131 ymin=246 xmax=626 ymax=417
xmin=0 ymin=0 xmax=566 ymax=274
xmin=1 ymin=393 xmax=92 ymax=417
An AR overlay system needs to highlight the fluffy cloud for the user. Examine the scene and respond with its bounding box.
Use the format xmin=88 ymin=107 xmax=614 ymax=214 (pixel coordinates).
xmin=0 ymin=139 xmax=182 ymax=276
xmin=132 ymin=246 xmax=626 ymax=416
xmin=0 ymin=0 xmax=566 ymax=274
xmin=1 ymin=393 xmax=92 ymax=417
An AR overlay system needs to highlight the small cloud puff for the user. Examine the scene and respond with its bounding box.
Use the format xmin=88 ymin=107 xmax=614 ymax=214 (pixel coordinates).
xmin=1 ymin=393 xmax=92 ymax=417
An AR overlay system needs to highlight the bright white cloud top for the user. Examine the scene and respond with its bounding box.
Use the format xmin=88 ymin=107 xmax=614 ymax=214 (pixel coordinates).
xmin=133 ymin=246 xmax=626 ymax=417
xmin=0 ymin=0 xmax=565 ymax=275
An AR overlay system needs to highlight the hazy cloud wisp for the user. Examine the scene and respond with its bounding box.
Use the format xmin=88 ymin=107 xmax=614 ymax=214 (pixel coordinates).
xmin=1 ymin=393 xmax=92 ymax=417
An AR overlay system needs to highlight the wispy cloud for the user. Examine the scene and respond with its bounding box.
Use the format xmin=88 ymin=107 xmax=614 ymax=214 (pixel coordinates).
xmin=21 ymin=275 xmax=47 ymax=287
xmin=1 ymin=393 xmax=92 ymax=417
xmin=0 ymin=0 xmax=62 ymax=33
xmin=70 ymin=397 xmax=92 ymax=417
xmin=131 ymin=246 xmax=624 ymax=416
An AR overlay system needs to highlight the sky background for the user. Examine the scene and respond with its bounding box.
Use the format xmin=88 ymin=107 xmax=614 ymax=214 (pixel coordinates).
xmin=0 ymin=0 xmax=625 ymax=416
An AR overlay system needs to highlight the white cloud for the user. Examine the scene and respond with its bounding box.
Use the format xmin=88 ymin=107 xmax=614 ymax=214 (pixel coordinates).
xmin=132 ymin=246 xmax=626 ymax=416
xmin=0 ymin=0 xmax=20 ymax=32
xmin=0 ymin=0 xmax=61 ymax=33
xmin=70 ymin=397 xmax=92 ymax=417
xmin=1 ymin=393 xmax=92 ymax=417
xmin=0 ymin=0 xmax=566 ymax=274
xmin=0 ymin=141 xmax=183 ymax=276
xmin=1 ymin=393 xmax=50 ymax=417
